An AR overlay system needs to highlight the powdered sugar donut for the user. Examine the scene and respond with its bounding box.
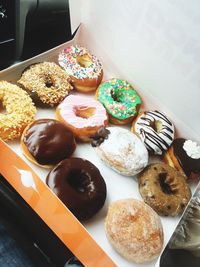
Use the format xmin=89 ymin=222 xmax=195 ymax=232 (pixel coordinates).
xmin=56 ymin=95 xmax=108 ymax=142
xmin=91 ymin=127 xmax=148 ymax=176
xmin=58 ymin=45 xmax=103 ymax=93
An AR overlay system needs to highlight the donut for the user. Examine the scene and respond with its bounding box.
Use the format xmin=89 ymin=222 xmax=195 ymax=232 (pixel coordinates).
xmin=91 ymin=127 xmax=148 ymax=176
xmin=131 ymin=110 xmax=175 ymax=155
xmin=58 ymin=45 xmax=103 ymax=93
xmin=21 ymin=119 xmax=76 ymax=167
xmin=138 ymin=163 xmax=191 ymax=216
xmin=0 ymin=81 xmax=36 ymax=141
xmin=46 ymin=157 xmax=107 ymax=221
xmin=163 ymin=138 xmax=200 ymax=180
xmin=105 ymin=199 xmax=163 ymax=263
xmin=96 ymin=79 xmax=141 ymax=125
xmin=56 ymin=95 xmax=108 ymax=142
xmin=18 ymin=62 xmax=73 ymax=107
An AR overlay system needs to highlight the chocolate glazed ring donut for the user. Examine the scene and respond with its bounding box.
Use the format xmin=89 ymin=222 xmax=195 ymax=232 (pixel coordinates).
xmin=46 ymin=158 xmax=107 ymax=221
xmin=138 ymin=163 xmax=191 ymax=216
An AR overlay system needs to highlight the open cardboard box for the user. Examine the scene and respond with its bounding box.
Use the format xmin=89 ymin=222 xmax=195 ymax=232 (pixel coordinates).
xmin=0 ymin=1 xmax=200 ymax=266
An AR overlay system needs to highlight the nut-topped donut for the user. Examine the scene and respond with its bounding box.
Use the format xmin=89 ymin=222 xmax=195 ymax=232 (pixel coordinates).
xmin=0 ymin=81 xmax=36 ymax=141
xmin=18 ymin=62 xmax=73 ymax=107
xmin=131 ymin=110 xmax=175 ymax=155
xmin=96 ymin=79 xmax=141 ymax=125
xmin=58 ymin=45 xmax=103 ymax=93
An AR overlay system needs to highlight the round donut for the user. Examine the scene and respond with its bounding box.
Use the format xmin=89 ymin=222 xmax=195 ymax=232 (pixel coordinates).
xmin=46 ymin=157 xmax=107 ymax=221
xmin=96 ymin=78 xmax=141 ymax=125
xmin=0 ymin=81 xmax=36 ymax=141
xmin=56 ymin=95 xmax=108 ymax=142
xmin=18 ymin=62 xmax=73 ymax=107
xmin=138 ymin=163 xmax=191 ymax=216
xmin=163 ymin=138 xmax=200 ymax=180
xmin=92 ymin=127 xmax=148 ymax=176
xmin=21 ymin=119 xmax=76 ymax=167
xmin=131 ymin=110 xmax=175 ymax=155
xmin=105 ymin=199 xmax=163 ymax=263
xmin=58 ymin=45 xmax=103 ymax=93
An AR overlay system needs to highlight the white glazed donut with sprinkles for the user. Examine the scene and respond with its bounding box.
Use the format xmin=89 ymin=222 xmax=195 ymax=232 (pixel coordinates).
xmin=58 ymin=45 xmax=103 ymax=93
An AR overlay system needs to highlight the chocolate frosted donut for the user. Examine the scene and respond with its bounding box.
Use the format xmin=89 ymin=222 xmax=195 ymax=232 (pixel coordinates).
xmin=21 ymin=119 xmax=76 ymax=167
xmin=46 ymin=158 xmax=107 ymax=221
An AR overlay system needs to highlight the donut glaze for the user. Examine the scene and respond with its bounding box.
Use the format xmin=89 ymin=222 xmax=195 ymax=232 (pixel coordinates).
xmin=46 ymin=158 xmax=107 ymax=221
xmin=56 ymin=95 xmax=108 ymax=141
xmin=21 ymin=119 xmax=76 ymax=166
xmin=132 ymin=110 xmax=175 ymax=155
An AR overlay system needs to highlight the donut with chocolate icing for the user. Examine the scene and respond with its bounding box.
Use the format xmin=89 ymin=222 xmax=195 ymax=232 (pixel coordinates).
xmin=46 ymin=158 xmax=107 ymax=221
xmin=163 ymin=138 xmax=200 ymax=179
xmin=131 ymin=110 xmax=175 ymax=155
xmin=138 ymin=163 xmax=191 ymax=216
xmin=21 ymin=119 xmax=76 ymax=167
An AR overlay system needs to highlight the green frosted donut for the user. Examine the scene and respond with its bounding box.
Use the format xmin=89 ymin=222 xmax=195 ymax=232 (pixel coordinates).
xmin=97 ymin=78 xmax=141 ymax=120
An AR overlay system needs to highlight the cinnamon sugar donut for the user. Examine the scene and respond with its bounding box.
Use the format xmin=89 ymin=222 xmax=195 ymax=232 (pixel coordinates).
xmin=105 ymin=199 xmax=163 ymax=263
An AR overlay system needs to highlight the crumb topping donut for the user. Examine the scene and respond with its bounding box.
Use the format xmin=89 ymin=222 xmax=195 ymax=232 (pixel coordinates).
xmin=46 ymin=157 xmax=107 ymax=221
xmin=164 ymin=138 xmax=200 ymax=179
xmin=0 ymin=81 xmax=36 ymax=141
xmin=92 ymin=127 xmax=148 ymax=176
xmin=18 ymin=62 xmax=73 ymax=107
xmin=132 ymin=110 xmax=175 ymax=155
xmin=105 ymin=199 xmax=163 ymax=263
xmin=138 ymin=163 xmax=191 ymax=216
xmin=58 ymin=45 xmax=103 ymax=93
xmin=96 ymin=79 xmax=141 ymax=125
xmin=56 ymin=95 xmax=108 ymax=142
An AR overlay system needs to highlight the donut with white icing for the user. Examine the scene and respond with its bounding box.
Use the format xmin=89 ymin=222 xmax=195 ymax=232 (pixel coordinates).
xmin=131 ymin=110 xmax=175 ymax=155
xmin=56 ymin=95 xmax=108 ymax=142
xmin=58 ymin=45 xmax=103 ymax=93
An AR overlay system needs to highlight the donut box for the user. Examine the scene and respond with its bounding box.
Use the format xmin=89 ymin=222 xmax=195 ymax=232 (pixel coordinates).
xmin=0 ymin=1 xmax=200 ymax=266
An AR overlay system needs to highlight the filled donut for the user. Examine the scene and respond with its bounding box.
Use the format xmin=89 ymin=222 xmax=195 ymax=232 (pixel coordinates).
xmin=56 ymin=95 xmax=108 ymax=142
xmin=21 ymin=119 xmax=76 ymax=167
xmin=131 ymin=110 xmax=175 ymax=155
xmin=163 ymin=138 xmax=200 ymax=180
xmin=46 ymin=158 xmax=107 ymax=221
xmin=138 ymin=163 xmax=191 ymax=216
xmin=0 ymin=81 xmax=36 ymax=141
xmin=18 ymin=62 xmax=73 ymax=107
xmin=96 ymin=78 xmax=141 ymax=125
xmin=58 ymin=45 xmax=103 ymax=93
xmin=105 ymin=199 xmax=163 ymax=263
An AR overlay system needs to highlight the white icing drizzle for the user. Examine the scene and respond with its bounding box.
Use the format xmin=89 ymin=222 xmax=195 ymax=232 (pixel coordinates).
xmin=183 ymin=140 xmax=200 ymax=159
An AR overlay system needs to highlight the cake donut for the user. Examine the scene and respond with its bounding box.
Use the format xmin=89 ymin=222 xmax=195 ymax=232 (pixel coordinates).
xmin=138 ymin=163 xmax=191 ymax=216
xmin=96 ymin=78 xmax=141 ymax=125
xmin=105 ymin=199 xmax=163 ymax=263
xmin=58 ymin=45 xmax=103 ymax=93
xmin=46 ymin=158 xmax=107 ymax=221
xmin=163 ymin=138 xmax=200 ymax=180
xmin=91 ymin=127 xmax=148 ymax=176
xmin=56 ymin=95 xmax=108 ymax=142
xmin=21 ymin=119 xmax=76 ymax=167
xmin=18 ymin=62 xmax=73 ymax=107
xmin=131 ymin=110 xmax=175 ymax=155
xmin=0 ymin=81 xmax=36 ymax=141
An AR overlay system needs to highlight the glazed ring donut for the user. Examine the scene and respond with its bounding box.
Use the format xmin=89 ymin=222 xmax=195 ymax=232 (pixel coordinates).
xmin=131 ymin=110 xmax=175 ymax=155
xmin=138 ymin=163 xmax=191 ymax=216
xmin=105 ymin=199 xmax=163 ymax=263
xmin=0 ymin=81 xmax=36 ymax=141
xmin=18 ymin=62 xmax=73 ymax=107
xmin=56 ymin=95 xmax=108 ymax=142
xmin=96 ymin=78 xmax=141 ymax=125
xmin=58 ymin=45 xmax=103 ymax=93
xmin=46 ymin=157 xmax=107 ymax=221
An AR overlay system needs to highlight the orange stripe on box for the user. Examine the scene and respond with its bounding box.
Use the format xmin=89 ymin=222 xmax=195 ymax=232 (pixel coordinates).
xmin=0 ymin=139 xmax=116 ymax=267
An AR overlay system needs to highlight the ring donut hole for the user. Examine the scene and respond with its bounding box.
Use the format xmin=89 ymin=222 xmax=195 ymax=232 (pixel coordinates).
xmin=158 ymin=172 xmax=178 ymax=195
xmin=73 ymin=105 xmax=96 ymax=119
xmin=150 ymin=119 xmax=163 ymax=133
xmin=76 ymin=54 xmax=93 ymax=68
xmin=43 ymin=74 xmax=55 ymax=88
xmin=67 ymin=169 xmax=93 ymax=194
xmin=111 ymin=89 xmax=121 ymax=102
xmin=0 ymin=100 xmax=7 ymax=115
